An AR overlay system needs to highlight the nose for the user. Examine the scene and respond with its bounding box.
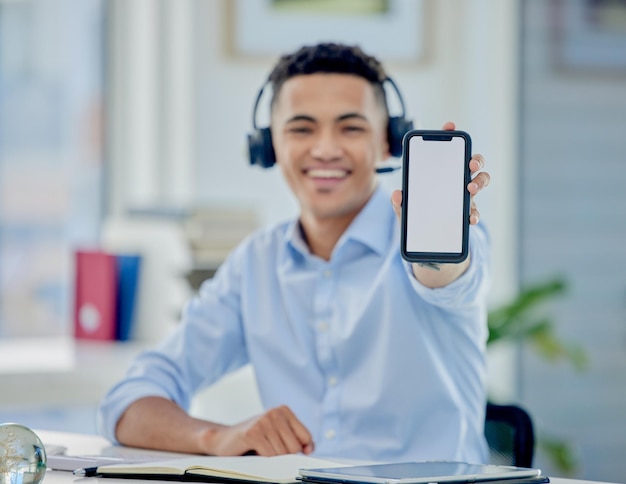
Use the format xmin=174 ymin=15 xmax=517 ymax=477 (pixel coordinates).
xmin=310 ymin=129 xmax=342 ymax=162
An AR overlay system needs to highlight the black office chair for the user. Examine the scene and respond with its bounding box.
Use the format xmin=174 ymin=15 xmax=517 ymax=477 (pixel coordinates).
xmin=484 ymin=402 xmax=535 ymax=468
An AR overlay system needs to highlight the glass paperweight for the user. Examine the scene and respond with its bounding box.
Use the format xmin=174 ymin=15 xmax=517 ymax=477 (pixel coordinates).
xmin=0 ymin=423 xmax=47 ymax=484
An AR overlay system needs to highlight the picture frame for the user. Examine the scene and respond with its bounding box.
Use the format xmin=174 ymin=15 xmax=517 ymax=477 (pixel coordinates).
xmin=224 ymin=0 xmax=432 ymax=64
xmin=552 ymin=0 xmax=626 ymax=75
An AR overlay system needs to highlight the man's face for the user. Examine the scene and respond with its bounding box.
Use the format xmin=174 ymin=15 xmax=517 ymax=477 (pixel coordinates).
xmin=271 ymin=73 xmax=390 ymax=223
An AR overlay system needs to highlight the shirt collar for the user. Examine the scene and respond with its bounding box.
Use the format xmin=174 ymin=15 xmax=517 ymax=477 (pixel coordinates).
xmin=284 ymin=219 xmax=309 ymax=261
xmin=338 ymin=184 xmax=395 ymax=257
xmin=283 ymin=184 xmax=395 ymax=261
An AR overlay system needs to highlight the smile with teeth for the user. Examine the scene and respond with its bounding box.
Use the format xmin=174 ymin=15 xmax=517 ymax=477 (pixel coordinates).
xmin=306 ymin=168 xmax=350 ymax=179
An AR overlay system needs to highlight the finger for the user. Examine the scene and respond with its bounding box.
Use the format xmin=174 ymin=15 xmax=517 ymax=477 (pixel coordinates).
xmin=242 ymin=417 xmax=277 ymax=456
xmin=284 ymin=409 xmax=314 ymax=454
xmin=256 ymin=408 xmax=292 ymax=455
xmin=302 ymin=441 xmax=315 ymax=455
xmin=391 ymin=190 xmax=402 ymax=218
xmin=265 ymin=407 xmax=305 ymax=454
xmin=470 ymin=206 xmax=480 ymax=225
xmin=467 ymin=172 xmax=491 ymax=195
xmin=469 ymin=153 xmax=485 ymax=173
xmin=257 ymin=405 xmax=313 ymax=456
xmin=441 ymin=121 xmax=455 ymax=131
xmin=271 ymin=405 xmax=314 ymax=454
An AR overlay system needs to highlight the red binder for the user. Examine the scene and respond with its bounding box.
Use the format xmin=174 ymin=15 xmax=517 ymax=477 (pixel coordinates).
xmin=74 ymin=250 xmax=118 ymax=340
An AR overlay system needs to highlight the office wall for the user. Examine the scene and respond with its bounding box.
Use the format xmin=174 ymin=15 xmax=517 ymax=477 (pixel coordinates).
xmin=519 ymin=1 xmax=626 ymax=481
xmin=0 ymin=0 xmax=105 ymax=339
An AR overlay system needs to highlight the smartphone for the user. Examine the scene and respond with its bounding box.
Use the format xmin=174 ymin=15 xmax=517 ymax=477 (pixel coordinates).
xmin=400 ymin=129 xmax=472 ymax=264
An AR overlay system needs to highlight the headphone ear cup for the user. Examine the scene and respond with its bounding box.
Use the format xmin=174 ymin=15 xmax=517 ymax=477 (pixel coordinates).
xmin=247 ymin=127 xmax=276 ymax=168
xmin=388 ymin=116 xmax=414 ymax=158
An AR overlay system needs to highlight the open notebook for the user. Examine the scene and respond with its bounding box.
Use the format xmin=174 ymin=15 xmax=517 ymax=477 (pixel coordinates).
xmin=82 ymin=454 xmax=347 ymax=484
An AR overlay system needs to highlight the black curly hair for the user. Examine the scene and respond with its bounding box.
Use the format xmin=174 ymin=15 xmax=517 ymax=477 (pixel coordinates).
xmin=267 ymin=42 xmax=389 ymax=116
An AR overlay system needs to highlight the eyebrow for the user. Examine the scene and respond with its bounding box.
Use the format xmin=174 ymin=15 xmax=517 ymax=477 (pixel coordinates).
xmin=285 ymin=112 xmax=370 ymax=124
xmin=337 ymin=112 xmax=368 ymax=122
xmin=285 ymin=115 xmax=316 ymax=124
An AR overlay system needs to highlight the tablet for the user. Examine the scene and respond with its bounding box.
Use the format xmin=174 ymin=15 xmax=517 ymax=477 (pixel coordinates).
xmin=298 ymin=461 xmax=542 ymax=484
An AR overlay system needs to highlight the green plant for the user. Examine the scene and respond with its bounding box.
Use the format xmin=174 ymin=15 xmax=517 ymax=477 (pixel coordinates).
xmin=537 ymin=436 xmax=579 ymax=476
xmin=488 ymin=277 xmax=587 ymax=371
xmin=487 ymin=276 xmax=587 ymax=475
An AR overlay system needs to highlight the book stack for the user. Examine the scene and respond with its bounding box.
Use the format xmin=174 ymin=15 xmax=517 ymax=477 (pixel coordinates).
xmin=73 ymin=249 xmax=141 ymax=341
xmin=122 ymin=205 xmax=258 ymax=291
xmin=181 ymin=207 xmax=258 ymax=290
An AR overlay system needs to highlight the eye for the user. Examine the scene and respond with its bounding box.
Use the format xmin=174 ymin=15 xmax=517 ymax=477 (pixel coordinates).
xmin=342 ymin=125 xmax=366 ymax=134
xmin=287 ymin=126 xmax=313 ymax=135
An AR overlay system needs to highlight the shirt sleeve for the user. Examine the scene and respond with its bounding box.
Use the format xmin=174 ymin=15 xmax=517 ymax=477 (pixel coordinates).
xmin=403 ymin=222 xmax=491 ymax=309
xmin=96 ymin=242 xmax=250 ymax=444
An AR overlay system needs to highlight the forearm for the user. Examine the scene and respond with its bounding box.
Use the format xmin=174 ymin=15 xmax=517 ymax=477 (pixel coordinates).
xmin=115 ymin=396 xmax=225 ymax=455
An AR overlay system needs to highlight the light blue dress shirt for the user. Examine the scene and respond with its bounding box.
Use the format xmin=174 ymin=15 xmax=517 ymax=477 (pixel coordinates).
xmin=98 ymin=185 xmax=491 ymax=463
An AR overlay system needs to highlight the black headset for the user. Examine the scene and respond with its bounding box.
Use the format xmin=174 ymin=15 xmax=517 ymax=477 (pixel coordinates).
xmin=247 ymin=76 xmax=414 ymax=170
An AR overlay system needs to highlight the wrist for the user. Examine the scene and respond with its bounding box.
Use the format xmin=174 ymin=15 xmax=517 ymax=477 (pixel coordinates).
xmin=197 ymin=422 xmax=227 ymax=455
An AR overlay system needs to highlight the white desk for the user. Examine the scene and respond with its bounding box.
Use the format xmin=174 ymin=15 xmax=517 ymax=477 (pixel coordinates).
xmin=0 ymin=341 xmax=152 ymax=435
xmin=0 ymin=340 xmax=263 ymax=433
xmin=0 ymin=340 xmax=148 ymax=407
xmin=39 ymin=430 xmax=191 ymax=484
xmin=35 ymin=430 xmax=615 ymax=484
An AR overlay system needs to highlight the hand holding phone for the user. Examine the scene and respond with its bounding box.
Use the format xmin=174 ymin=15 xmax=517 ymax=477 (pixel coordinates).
xmin=400 ymin=130 xmax=472 ymax=264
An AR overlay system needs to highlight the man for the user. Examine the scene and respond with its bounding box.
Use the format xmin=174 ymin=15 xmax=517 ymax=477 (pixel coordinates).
xmin=98 ymin=43 xmax=491 ymax=463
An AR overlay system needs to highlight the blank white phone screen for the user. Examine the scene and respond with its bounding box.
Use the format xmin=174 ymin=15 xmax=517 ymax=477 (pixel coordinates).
xmin=405 ymin=135 xmax=465 ymax=253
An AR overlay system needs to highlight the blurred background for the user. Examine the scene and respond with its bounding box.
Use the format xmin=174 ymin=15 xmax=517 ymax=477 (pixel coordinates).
xmin=0 ymin=0 xmax=625 ymax=481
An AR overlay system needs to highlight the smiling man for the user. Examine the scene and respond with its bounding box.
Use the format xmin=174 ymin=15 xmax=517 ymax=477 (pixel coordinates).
xmin=98 ymin=43 xmax=492 ymax=464
xmin=272 ymin=73 xmax=386 ymax=261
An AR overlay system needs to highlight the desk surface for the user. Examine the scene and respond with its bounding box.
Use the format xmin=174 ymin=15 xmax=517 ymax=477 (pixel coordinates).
xmin=36 ymin=430 xmax=615 ymax=484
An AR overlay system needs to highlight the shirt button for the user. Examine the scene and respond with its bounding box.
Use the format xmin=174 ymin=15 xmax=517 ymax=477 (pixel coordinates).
xmin=328 ymin=376 xmax=338 ymax=387
xmin=325 ymin=429 xmax=336 ymax=440
xmin=317 ymin=321 xmax=328 ymax=332
xmin=323 ymin=269 xmax=332 ymax=278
